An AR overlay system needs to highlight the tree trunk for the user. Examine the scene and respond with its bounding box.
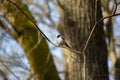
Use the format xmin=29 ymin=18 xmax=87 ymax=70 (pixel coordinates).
xmin=59 ymin=0 xmax=109 ymax=80
xmin=115 ymin=58 xmax=120 ymax=80
xmin=1 ymin=1 xmax=60 ymax=80
xmin=0 ymin=69 xmax=8 ymax=80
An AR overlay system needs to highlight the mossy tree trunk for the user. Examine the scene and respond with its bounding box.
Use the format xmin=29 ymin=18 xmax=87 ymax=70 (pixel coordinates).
xmin=0 ymin=1 xmax=60 ymax=80
xmin=59 ymin=0 xmax=109 ymax=80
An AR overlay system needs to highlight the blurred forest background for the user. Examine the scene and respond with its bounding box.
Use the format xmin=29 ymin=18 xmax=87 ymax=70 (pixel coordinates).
xmin=0 ymin=0 xmax=120 ymax=80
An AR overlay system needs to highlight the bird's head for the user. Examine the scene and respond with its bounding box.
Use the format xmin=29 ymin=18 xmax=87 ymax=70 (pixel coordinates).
xmin=57 ymin=35 xmax=61 ymax=38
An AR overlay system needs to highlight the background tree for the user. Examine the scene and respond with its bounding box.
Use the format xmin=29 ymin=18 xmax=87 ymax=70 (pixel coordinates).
xmin=0 ymin=0 xmax=60 ymax=80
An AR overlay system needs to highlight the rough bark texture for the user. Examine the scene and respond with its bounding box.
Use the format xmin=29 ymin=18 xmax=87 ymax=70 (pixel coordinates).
xmin=59 ymin=0 xmax=109 ymax=80
xmin=115 ymin=58 xmax=120 ymax=80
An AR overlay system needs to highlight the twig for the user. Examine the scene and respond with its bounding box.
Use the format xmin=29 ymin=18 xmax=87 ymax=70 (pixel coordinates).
xmin=7 ymin=0 xmax=120 ymax=56
xmin=113 ymin=0 xmax=118 ymax=14
xmin=41 ymin=62 xmax=53 ymax=80
xmin=7 ymin=0 xmax=82 ymax=55
xmin=82 ymin=13 xmax=120 ymax=54
xmin=117 ymin=2 xmax=120 ymax=5
xmin=7 ymin=0 xmax=58 ymax=47
xmin=0 ymin=58 xmax=20 ymax=80
xmin=62 ymin=46 xmax=82 ymax=55
xmin=57 ymin=0 xmax=64 ymax=10
xmin=82 ymin=2 xmax=120 ymax=79
xmin=83 ymin=0 xmax=120 ymax=54
xmin=27 ymin=31 xmax=43 ymax=54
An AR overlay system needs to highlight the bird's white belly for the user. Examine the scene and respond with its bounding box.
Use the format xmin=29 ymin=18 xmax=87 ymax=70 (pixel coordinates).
xmin=57 ymin=37 xmax=65 ymax=46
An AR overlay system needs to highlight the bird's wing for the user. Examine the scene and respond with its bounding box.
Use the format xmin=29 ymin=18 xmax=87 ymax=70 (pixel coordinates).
xmin=65 ymin=42 xmax=71 ymax=48
xmin=61 ymin=36 xmax=65 ymax=40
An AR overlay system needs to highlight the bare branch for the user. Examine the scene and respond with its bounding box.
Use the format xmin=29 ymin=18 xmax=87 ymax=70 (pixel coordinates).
xmin=62 ymin=46 xmax=82 ymax=54
xmin=82 ymin=0 xmax=120 ymax=54
xmin=117 ymin=2 xmax=120 ymax=5
xmin=7 ymin=0 xmax=120 ymax=56
xmin=83 ymin=13 xmax=120 ymax=54
xmin=27 ymin=31 xmax=43 ymax=54
xmin=113 ymin=0 xmax=118 ymax=14
xmin=7 ymin=0 xmax=82 ymax=55
xmin=0 ymin=58 xmax=20 ymax=80
xmin=7 ymin=0 xmax=58 ymax=47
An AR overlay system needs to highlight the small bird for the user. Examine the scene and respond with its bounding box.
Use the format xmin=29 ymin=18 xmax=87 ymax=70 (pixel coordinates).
xmin=57 ymin=35 xmax=71 ymax=48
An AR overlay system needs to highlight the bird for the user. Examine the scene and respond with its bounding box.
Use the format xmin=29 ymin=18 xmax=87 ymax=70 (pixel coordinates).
xmin=57 ymin=35 xmax=71 ymax=48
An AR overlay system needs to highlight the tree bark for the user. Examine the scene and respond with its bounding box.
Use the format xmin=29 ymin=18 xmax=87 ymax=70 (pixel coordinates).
xmin=59 ymin=0 xmax=109 ymax=80
xmin=0 ymin=69 xmax=8 ymax=80
xmin=115 ymin=58 xmax=120 ymax=80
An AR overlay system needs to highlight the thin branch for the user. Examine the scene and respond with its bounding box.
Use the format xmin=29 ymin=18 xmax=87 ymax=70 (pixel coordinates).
xmin=82 ymin=13 xmax=120 ymax=54
xmin=41 ymin=60 xmax=53 ymax=80
xmin=82 ymin=0 xmax=120 ymax=54
xmin=7 ymin=0 xmax=120 ymax=56
xmin=27 ymin=31 xmax=43 ymax=54
xmin=7 ymin=0 xmax=58 ymax=47
xmin=7 ymin=0 xmax=82 ymax=55
xmin=117 ymin=2 xmax=120 ymax=5
xmin=57 ymin=0 xmax=64 ymax=10
xmin=63 ymin=46 xmax=82 ymax=54
xmin=113 ymin=0 xmax=119 ymax=14
xmin=0 ymin=59 xmax=20 ymax=80
xmin=114 ymin=0 xmax=117 ymax=4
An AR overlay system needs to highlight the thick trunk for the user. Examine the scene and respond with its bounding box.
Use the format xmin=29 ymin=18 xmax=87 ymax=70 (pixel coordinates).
xmin=1 ymin=1 xmax=60 ymax=80
xmin=115 ymin=58 xmax=120 ymax=80
xmin=59 ymin=0 xmax=109 ymax=80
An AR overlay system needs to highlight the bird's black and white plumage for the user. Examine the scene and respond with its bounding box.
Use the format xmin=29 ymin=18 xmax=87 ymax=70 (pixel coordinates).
xmin=57 ymin=35 xmax=71 ymax=48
